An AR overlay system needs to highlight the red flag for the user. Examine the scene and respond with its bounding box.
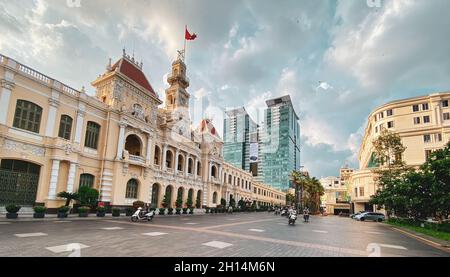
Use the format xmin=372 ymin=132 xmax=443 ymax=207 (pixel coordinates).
xmin=185 ymin=26 xmax=197 ymax=40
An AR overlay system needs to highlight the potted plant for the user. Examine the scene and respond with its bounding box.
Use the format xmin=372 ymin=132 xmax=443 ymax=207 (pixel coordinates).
xmin=57 ymin=206 xmax=70 ymax=218
xmin=78 ymin=206 xmax=90 ymax=217
xmin=182 ymin=207 xmax=188 ymax=214
xmin=96 ymin=206 xmax=106 ymax=217
xmin=159 ymin=208 xmax=166 ymax=215
xmin=112 ymin=208 xmax=121 ymax=217
xmin=57 ymin=191 xmax=79 ymax=206
xmin=205 ymin=207 xmax=210 ymax=214
xmin=33 ymin=206 xmax=47 ymax=218
xmin=132 ymin=200 xmax=145 ymax=210
xmin=125 ymin=207 xmax=134 ymax=216
xmin=189 ymin=207 xmax=194 ymax=214
xmin=175 ymin=196 xmax=183 ymax=215
xmin=6 ymin=204 xmax=21 ymax=219
xmin=168 ymin=207 xmax=174 ymax=215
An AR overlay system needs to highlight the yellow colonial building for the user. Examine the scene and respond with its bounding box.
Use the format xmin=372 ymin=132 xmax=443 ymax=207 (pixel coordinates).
xmin=350 ymin=92 xmax=450 ymax=212
xmin=0 ymin=52 xmax=285 ymax=211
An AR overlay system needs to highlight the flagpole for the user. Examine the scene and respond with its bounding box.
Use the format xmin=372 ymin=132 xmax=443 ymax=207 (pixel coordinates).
xmin=184 ymin=25 xmax=187 ymax=63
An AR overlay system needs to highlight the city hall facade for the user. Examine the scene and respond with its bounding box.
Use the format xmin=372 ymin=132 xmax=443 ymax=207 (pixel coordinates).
xmin=0 ymin=52 xmax=285 ymax=210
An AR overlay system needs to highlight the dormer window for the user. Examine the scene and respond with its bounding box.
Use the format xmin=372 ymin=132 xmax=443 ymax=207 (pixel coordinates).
xmin=132 ymin=104 xmax=144 ymax=120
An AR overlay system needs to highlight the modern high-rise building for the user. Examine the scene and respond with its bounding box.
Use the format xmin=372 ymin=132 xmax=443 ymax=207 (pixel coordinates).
xmin=258 ymin=95 xmax=301 ymax=191
xmin=223 ymin=107 xmax=258 ymax=174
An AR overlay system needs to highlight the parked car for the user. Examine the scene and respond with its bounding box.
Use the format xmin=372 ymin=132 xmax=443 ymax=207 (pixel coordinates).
xmin=357 ymin=212 xmax=385 ymax=222
xmin=350 ymin=211 xmax=366 ymax=219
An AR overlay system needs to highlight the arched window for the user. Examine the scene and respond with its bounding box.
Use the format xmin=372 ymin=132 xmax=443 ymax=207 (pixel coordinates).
xmin=228 ymin=175 xmax=232 ymax=184
xmin=188 ymin=158 xmax=193 ymax=174
xmin=211 ymin=165 xmax=217 ymax=178
xmin=177 ymin=154 xmax=184 ymax=171
xmin=126 ymin=179 xmax=138 ymax=199
xmin=125 ymin=134 xmax=142 ymax=156
xmin=154 ymin=146 xmax=161 ymax=165
xmin=212 ymin=192 xmax=218 ymax=204
xmin=197 ymin=161 xmax=201 ymax=176
xmin=166 ymin=150 xmax=173 ymax=168
xmin=58 ymin=115 xmax=73 ymax=140
xmin=85 ymin=121 xmax=100 ymax=149
xmin=79 ymin=174 xmax=95 ymax=188
xmin=13 ymin=100 xmax=43 ymax=133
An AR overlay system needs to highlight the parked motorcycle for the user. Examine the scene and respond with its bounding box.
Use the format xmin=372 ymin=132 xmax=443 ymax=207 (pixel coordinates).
xmin=131 ymin=207 xmax=154 ymax=222
xmin=288 ymin=211 xmax=297 ymax=225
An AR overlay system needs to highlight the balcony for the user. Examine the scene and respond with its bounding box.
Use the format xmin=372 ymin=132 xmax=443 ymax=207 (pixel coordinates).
xmin=129 ymin=155 xmax=146 ymax=164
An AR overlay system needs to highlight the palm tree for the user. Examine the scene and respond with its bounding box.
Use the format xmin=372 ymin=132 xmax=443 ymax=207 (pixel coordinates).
xmin=57 ymin=191 xmax=79 ymax=206
xmin=290 ymin=170 xmax=308 ymax=210
xmin=304 ymin=177 xmax=324 ymax=213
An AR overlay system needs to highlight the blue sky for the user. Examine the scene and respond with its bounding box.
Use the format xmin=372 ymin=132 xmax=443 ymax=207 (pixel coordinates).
xmin=1 ymin=0 xmax=450 ymax=177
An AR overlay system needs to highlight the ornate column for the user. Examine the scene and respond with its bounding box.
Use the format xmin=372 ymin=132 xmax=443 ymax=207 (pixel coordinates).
xmin=74 ymin=104 xmax=86 ymax=144
xmin=116 ymin=121 xmax=127 ymax=159
xmin=48 ymin=159 xmax=61 ymax=200
xmin=146 ymin=134 xmax=153 ymax=164
xmin=194 ymin=157 xmax=199 ymax=180
xmin=208 ymin=161 xmax=213 ymax=182
xmin=162 ymin=144 xmax=168 ymax=171
xmin=174 ymin=149 xmax=179 ymax=175
xmin=218 ymin=164 xmax=223 ymax=183
xmin=185 ymin=154 xmax=190 ymax=177
xmin=0 ymin=76 xmax=15 ymax=125
xmin=45 ymin=94 xmax=60 ymax=137
xmin=66 ymin=162 xmax=77 ymax=193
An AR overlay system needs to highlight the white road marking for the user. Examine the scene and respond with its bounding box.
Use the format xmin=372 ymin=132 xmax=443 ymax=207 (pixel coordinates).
xmin=0 ymin=222 xmax=11 ymax=225
xmin=380 ymin=244 xmax=408 ymax=250
xmin=142 ymin=232 xmax=168 ymax=236
xmin=312 ymin=230 xmax=328 ymax=234
xmin=366 ymin=231 xmax=382 ymax=235
xmin=53 ymin=221 xmax=72 ymax=223
xmin=248 ymin=229 xmax=265 ymax=232
xmin=46 ymin=243 xmax=89 ymax=253
xmin=185 ymin=222 xmax=198 ymax=225
xmin=202 ymin=241 xmax=233 ymax=249
xmin=101 ymin=227 xmax=124 ymax=230
xmin=14 ymin=232 xmax=48 ymax=238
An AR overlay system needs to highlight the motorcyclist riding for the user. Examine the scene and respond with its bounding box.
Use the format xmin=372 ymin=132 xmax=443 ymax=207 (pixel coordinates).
xmin=303 ymin=207 xmax=310 ymax=222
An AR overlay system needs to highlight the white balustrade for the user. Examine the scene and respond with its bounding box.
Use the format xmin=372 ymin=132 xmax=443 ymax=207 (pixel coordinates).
xmin=18 ymin=64 xmax=51 ymax=84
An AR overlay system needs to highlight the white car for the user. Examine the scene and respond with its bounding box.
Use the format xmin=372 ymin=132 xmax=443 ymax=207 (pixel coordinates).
xmin=354 ymin=212 xmax=369 ymax=220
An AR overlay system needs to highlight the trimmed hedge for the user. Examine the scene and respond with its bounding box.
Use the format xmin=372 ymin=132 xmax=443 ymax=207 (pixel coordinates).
xmin=388 ymin=217 xmax=450 ymax=233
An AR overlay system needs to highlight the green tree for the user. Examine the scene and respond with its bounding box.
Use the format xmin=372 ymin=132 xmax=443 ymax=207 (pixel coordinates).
xmin=77 ymin=186 xmax=99 ymax=207
xmin=285 ymin=193 xmax=295 ymax=206
xmin=229 ymin=198 xmax=236 ymax=208
xmin=220 ymin=198 xmax=227 ymax=207
xmin=186 ymin=195 xmax=193 ymax=208
xmin=57 ymin=191 xmax=79 ymax=206
xmin=421 ymin=141 xmax=450 ymax=221
xmin=304 ymin=177 xmax=325 ymax=213
xmin=162 ymin=194 xmax=170 ymax=208
xmin=175 ymin=195 xmax=183 ymax=209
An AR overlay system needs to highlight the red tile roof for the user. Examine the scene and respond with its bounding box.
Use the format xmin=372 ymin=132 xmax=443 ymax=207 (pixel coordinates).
xmin=112 ymin=58 xmax=159 ymax=99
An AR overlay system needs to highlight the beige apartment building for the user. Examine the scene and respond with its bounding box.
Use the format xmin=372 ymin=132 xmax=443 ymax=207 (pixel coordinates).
xmin=0 ymin=52 xmax=285 ymax=211
xmin=350 ymin=92 xmax=450 ymax=212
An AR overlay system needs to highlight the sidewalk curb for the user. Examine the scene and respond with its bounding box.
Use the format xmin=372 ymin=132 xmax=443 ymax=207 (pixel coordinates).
xmin=386 ymin=224 xmax=450 ymax=253
xmin=0 ymin=212 xmax=249 ymax=223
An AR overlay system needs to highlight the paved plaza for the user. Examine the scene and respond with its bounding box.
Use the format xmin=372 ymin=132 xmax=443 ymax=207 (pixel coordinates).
xmin=0 ymin=213 xmax=448 ymax=257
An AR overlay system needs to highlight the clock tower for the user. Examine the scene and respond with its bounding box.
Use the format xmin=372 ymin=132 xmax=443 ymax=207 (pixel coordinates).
xmin=165 ymin=54 xmax=190 ymax=111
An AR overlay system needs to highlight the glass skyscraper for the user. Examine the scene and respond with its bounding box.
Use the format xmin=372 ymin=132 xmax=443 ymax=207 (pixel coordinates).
xmin=258 ymin=95 xmax=301 ymax=191
xmin=223 ymin=107 xmax=258 ymax=173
